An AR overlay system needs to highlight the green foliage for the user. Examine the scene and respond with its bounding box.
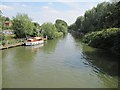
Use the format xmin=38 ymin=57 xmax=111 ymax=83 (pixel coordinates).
xmin=69 ymin=1 xmax=119 ymax=33
xmin=0 ymin=11 xmax=13 ymax=30
xmin=68 ymin=23 xmax=76 ymax=32
xmin=41 ymin=22 xmax=64 ymax=39
xmin=75 ymin=16 xmax=84 ymax=31
xmin=32 ymin=22 xmax=41 ymax=36
xmin=55 ymin=19 xmax=68 ymax=35
xmin=5 ymin=17 xmax=10 ymax=21
xmin=3 ymin=26 xmax=9 ymax=30
xmin=0 ymin=10 xmax=2 ymax=16
xmin=68 ymin=1 xmax=120 ymax=55
xmin=2 ymin=35 xmax=10 ymax=40
xmin=13 ymin=13 xmax=34 ymax=38
xmin=0 ymin=15 xmax=6 ymax=30
xmin=82 ymin=28 xmax=120 ymax=55
xmin=111 ymin=32 xmax=120 ymax=55
xmin=54 ymin=32 xmax=63 ymax=38
xmin=41 ymin=23 xmax=57 ymax=39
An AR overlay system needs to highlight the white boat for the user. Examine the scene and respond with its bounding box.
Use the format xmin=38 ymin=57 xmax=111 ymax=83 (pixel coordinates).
xmin=25 ymin=37 xmax=44 ymax=46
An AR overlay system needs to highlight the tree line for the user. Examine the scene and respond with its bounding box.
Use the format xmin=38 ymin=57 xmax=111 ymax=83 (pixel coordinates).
xmin=68 ymin=1 xmax=119 ymax=33
xmin=0 ymin=12 xmax=68 ymax=40
xmin=68 ymin=1 xmax=120 ymax=56
xmin=13 ymin=13 xmax=68 ymax=39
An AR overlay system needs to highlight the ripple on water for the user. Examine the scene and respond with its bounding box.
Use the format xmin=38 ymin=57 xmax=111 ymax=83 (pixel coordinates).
xmin=2 ymin=33 xmax=119 ymax=88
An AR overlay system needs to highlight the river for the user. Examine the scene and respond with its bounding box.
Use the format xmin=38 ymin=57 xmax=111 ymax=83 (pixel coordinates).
xmin=1 ymin=33 xmax=119 ymax=88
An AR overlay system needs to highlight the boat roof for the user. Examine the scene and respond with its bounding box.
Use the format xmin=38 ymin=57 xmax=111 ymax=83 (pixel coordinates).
xmin=27 ymin=38 xmax=34 ymax=40
xmin=34 ymin=37 xmax=42 ymax=39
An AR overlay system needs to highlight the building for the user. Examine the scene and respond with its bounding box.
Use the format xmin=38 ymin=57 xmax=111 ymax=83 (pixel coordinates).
xmin=4 ymin=21 xmax=12 ymax=27
xmin=2 ymin=30 xmax=14 ymax=35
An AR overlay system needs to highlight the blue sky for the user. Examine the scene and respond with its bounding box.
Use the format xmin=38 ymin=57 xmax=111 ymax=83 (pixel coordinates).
xmin=0 ymin=0 xmax=110 ymax=25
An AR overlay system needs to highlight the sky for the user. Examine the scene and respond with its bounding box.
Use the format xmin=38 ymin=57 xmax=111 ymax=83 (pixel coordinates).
xmin=0 ymin=0 xmax=111 ymax=25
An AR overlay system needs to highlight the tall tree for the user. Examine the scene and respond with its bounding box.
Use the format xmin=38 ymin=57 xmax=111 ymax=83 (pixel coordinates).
xmin=55 ymin=19 xmax=68 ymax=35
xmin=13 ymin=13 xmax=34 ymax=38
xmin=69 ymin=1 xmax=120 ymax=33
xmin=41 ymin=22 xmax=57 ymax=39
xmin=5 ymin=17 xmax=10 ymax=21
xmin=75 ymin=16 xmax=84 ymax=32
xmin=0 ymin=10 xmax=6 ymax=30
xmin=33 ymin=22 xmax=41 ymax=36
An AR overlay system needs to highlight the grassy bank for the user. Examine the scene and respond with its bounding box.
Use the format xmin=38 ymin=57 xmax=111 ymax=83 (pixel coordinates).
xmin=82 ymin=28 xmax=120 ymax=56
xmin=0 ymin=34 xmax=25 ymax=47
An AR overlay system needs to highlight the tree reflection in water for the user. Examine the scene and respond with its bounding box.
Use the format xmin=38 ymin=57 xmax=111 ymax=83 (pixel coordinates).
xmin=42 ymin=38 xmax=62 ymax=54
xmin=82 ymin=44 xmax=119 ymax=77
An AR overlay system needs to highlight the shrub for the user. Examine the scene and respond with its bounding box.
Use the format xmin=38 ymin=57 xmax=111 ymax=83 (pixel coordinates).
xmin=54 ymin=32 xmax=63 ymax=38
xmin=82 ymin=28 xmax=120 ymax=55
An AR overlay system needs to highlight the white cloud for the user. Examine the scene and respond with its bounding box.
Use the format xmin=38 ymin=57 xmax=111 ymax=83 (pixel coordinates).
xmin=40 ymin=6 xmax=59 ymax=14
xmin=32 ymin=5 xmax=85 ymax=25
xmin=0 ymin=5 xmax=13 ymax=10
xmin=41 ymin=6 xmax=49 ymax=9
xmin=21 ymin=4 xmax=27 ymax=7
xmin=1 ymin=2 xmax=100 ymax=25
xmin=48 ymin=2 xmax=53 ymax=5
xmin=38 ymin=2 xmax=98 ymax=25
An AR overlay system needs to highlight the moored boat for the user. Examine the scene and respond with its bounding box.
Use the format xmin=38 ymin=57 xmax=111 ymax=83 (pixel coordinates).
xmin=25 ymin=37 xmax=44 ymax=46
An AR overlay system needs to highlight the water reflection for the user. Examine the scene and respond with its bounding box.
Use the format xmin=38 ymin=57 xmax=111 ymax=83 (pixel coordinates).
xmin=72 ymin=34 xmax=119 ymax=88
xmin=2 ymin=46 xmax=38 ymax=74
xmin=25 ymin=44 xmax=44 ymax=52
xmin=72 ymin=33 xmax=119 ymax=77
xmin=42 ymin=38 xmax=61 ymax=54
xmin=82 ymin=44 xmax=119 ymax=76
xmin=2 ymin=33 xmax=119 ymax=88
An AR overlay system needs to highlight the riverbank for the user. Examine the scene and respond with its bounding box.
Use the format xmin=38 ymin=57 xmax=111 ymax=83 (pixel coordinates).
xmin=0 ymin=37 xmax=25 ymax=50
xmin=69 ymin=28 xmax=120 ymax=56
xmin=82 ymin=28 xmax=120 ymax=56
xmin=0 ymin=37 xmax=48 ymax=50
xmin=0 ymin=42 xmax=24 ymax=50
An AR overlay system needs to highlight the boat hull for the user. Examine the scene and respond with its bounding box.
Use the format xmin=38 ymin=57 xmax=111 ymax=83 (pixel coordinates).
xmin=25 ymin=40 xmax=44 ymax=46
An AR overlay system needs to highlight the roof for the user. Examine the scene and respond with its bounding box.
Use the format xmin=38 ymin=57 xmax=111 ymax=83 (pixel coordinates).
xmin=27 ymin=38 xmax=34 ymax=40
xmin=34 ymin=37 xmax=42 ymax=39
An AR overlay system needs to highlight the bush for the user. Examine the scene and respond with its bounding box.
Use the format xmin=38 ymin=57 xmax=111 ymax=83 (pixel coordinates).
xmin=41 ymin=23 xmax=64 ymax=39
xmin=55 ymin=19 xmax=68 ymax=35
xmin=82 ymin=28 xmax=120 ymax=55
xmin=112 ymin=32 xmax=120 ymax=55
xmin=54 ymin=32 xmax=63 ymax=38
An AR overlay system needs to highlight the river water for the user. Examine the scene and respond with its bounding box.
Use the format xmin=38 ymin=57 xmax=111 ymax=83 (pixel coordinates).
xmin=1 ymin=33 xmax=119 ymax=88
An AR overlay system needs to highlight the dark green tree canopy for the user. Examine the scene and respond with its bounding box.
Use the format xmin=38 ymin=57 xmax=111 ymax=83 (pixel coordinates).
xmin=5 ymin=17 xmax=10 ymax=21
xmin=69 ymin=1 xmax=120 ymax=33
xmin=55 ymin=19 xmax=68 ymax=35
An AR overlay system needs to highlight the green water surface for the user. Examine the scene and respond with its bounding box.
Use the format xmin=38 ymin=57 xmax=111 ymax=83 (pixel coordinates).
xmin=2 ymin=33 xmax=119 ymax=88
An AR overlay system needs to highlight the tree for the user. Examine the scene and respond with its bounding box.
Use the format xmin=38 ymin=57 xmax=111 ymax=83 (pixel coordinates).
xmin=5 ymin=17 xmax=10 ymax=21
xmin=55 ymin=19 xmax=68 ymax=35
xmin=75 ymin=16 xmax=84 ymax=32
xmin=82 ymin=28 xmax=120 ymax=55
xmin=68 ymin=23 xmax=76 ymax=32
xmin=0 ymin=10 xmax=2 ymax=29
xmin=13 ymin=13 xmax=34 ymax=38
xmin=69 ymin=1 xmax=120 ymax=33
xmin=41 ymin=22 xmax=57 ymax=39
xmin=0 ymin=10 xmax=2 ymax=17
xmin=0 ymin=11 xmax=6 ymax=30
xmin=33 ymin=22 xmax=41 ymax=36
